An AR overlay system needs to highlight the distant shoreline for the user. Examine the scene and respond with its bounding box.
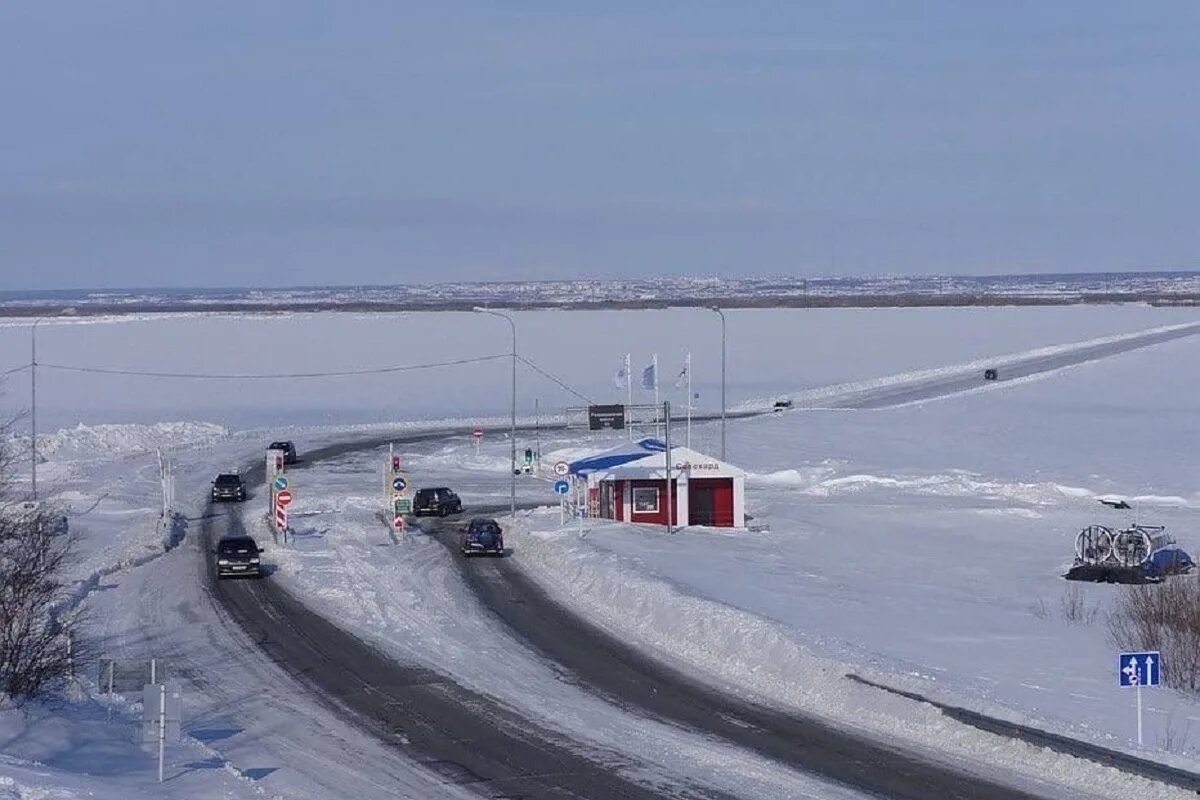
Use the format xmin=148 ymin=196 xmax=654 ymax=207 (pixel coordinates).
xmin=2 ymin=292 xmax=1199 ymax=318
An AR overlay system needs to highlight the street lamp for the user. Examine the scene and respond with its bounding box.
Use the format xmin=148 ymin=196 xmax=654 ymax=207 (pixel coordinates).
xmin=708 ymin=306 xmax=726 ymax=461
xmin=29 ymin=309 xmax=75 ymax=501
xmin=473 ymin=307 xmax=517 ymax=522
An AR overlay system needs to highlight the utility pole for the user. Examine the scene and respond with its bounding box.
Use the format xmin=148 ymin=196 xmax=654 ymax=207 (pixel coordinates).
xmin=708 ymin=307 xmax=727 ymax=461
xmin=474 ymin=308 xmax=517 ymax=522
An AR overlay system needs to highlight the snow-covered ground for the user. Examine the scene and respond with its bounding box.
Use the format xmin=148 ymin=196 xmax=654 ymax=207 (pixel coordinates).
xmin=2 ymin=305 xmax=1200 ymax=798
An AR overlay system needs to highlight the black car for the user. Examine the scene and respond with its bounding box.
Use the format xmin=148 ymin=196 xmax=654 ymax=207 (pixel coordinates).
xmin=413 ymin=487 xmax=463 ymax=517
xmin=984 ymin=368 xmax=998 ymax=381
xmin=211 ymin=473 xmax=247 ymax=502
xmin=269 ymin=441 xmax=299 ymax=464
xmin=459 ymin=518 xmax=504 ymax=557
xmin=213 ymin=535 xmax=263 ymax=579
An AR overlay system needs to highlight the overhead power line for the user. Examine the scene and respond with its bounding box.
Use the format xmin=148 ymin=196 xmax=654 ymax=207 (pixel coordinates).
xmin=518 ymin=355 xmax=593 ymax=403
xmin=0 ymin=364 xmax=30 ymax=377
xmin=38 ymin=354 xmax=509 ymax=380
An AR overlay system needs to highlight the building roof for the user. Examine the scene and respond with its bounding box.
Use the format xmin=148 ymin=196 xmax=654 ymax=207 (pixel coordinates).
xmin=569 ymin=438 xmax=745 ymax=480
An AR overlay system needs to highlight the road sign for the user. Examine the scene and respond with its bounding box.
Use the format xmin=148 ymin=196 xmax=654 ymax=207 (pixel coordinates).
xmin=393 ymin=497 xmax=412 ymax=515
xmin=394 ymin=515 xmax=405 ymax=530
xmin=554 ymin=480 xmax=570 ymax=495
xmin=1120 ymin=651 xmax=1162 ymax=687
xmin=553 ymin=461 xmax=570 ymax=477
xmin=275 ymin=489 xmax=293 ymax=507
xmin=588 ymin=403 xmax=626 ymax=430
xmin=273 ymin=475 xmax=288 ymax=491
xmin=275 ymin=505 xmax=287 ymax=532
xmin=473 ymin=428 xmax=484 ymax=439
xmin=392 ymin=476 xmax=407 ymax=492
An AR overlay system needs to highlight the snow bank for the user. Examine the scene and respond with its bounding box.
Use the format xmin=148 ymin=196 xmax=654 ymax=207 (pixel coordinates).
xmin=510 ymin=511 xmax=1194 ymax=800
xmin=10 ymin=421 xmax=228 ymax=461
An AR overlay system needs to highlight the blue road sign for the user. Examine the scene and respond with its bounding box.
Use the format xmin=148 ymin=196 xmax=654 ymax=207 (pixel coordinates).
xmin=553 ymin=480 xmax=570 ymax=495
xmin=1119 ymin=651 xmax=1162 ymax=687
xmin=392 ymin=477 xmax=407 ymax=492
xmin=273 ymin=475 xmax=288 ymax=491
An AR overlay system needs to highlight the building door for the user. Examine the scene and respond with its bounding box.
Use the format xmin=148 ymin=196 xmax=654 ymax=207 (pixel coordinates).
xmin=689 ymin=482 xmax=716 ymax=525
xmin=689 ymin=479 xmax=733 ymax=526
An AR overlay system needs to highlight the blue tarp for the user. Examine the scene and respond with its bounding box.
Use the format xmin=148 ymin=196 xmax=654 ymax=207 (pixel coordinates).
xmin=569 ymin=438 xmax=667 ymax=476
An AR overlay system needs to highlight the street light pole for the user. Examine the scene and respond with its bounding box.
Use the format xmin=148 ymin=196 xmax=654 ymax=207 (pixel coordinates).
xmin=30 ymin=316 xmax=47 ymax=501
xmin=474 ymin=307 xmax=517 ymax=522
xmin=708 ymin=307 xmax=727 ymax=461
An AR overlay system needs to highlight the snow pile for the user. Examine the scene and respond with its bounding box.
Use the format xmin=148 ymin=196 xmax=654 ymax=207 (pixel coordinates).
xmin=16 ymin=421 xmax=228 ymax=461
xmin=510 ymin=512 xmax=1193 ymax=800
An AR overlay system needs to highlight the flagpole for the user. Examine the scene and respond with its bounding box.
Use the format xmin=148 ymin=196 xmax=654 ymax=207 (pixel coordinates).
xmin=625 ymin=353 xmax=633 ymax=441
xmin=653 ymin=353 xmax=660 ymax=438
xmin=686 ymin=352 xmax=692 ymax=450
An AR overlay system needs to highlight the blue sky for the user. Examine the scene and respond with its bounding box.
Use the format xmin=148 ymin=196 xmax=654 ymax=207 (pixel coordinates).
xmin=2 ymin=1 xmax=1198 ymax=289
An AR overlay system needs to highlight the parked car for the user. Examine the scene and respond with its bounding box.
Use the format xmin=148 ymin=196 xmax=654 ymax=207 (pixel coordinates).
xmin=413 ymin=487 xmax=463 ymax=517
xmin=269 ymin=441 xmax=299 ymax=464
xmin=460 ymin=518 xmax=504 ymax=557
xmin=983 ymin=368 xmax=998 ymax=381
xmin=211 ymin=473 xmax=247 ymax=502
xmin=213 ymin=535 xmax=263 ymax=579
xmin=773 ymin=399 xmax=793 ymax=411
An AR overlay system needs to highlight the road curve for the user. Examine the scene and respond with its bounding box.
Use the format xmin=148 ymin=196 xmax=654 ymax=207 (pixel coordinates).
xmin=205 ymin=434 xmax=742 ymax=800
xmin=425 ymin=518 xmax=1047 ymax=800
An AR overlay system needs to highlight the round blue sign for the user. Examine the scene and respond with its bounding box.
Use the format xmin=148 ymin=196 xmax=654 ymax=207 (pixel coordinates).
xmin=273 ymin=475 xmax=288 ymax=491
xmin=392 ymin=477 xmax=407 ymax=492
xmin=553 ymin=480 xmax=570 ymax=495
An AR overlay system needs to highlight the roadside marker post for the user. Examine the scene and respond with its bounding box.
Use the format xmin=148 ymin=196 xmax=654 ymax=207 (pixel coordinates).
xmin=1119 ymin=650 xmax=1162 ymax=747
xmin=554 ymin=479 xmax=570 ymax=525
xmin=472 ymin=427 xmax=484 ymax=455
xmin=386 ymin=449 xmax=412 ymax=537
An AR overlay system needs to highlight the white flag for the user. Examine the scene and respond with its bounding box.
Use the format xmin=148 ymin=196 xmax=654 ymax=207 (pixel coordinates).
xmin=641 ymin=361 xmax=656 ymax=390
xmin=613 ymin=354 xmax=630 ymax=389
xmin=673 ymin=359 xmax=689 ymax=389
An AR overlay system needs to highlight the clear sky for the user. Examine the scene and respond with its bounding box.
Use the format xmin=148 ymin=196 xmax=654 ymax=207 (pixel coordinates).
xmin=2 ymin=1 xmax=1198 ymax=290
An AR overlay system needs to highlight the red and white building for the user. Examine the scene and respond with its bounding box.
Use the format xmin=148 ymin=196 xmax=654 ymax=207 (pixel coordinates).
xmin=569 ymin=438 xmax=745 ymax=528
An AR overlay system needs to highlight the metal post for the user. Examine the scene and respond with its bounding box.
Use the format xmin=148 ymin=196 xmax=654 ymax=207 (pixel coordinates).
xmin=708 ymin=307 xmax=727 ymax=461
xmin=625 ymin=353 xmax=633 ymax=441
xmin=150 ymin=658 xmax=156 ymax=685
xmin=535 ymin=398 xmax=541 ymax=474
xmin=664 ymin=401 xmax=672 ymax=534
xmin=30 ymin=318 xmax=41 ymax=501
xmin=157 ymin=683 xmax=166 ymax=783
xmin=1137 ymin=682 xmax=1143 ymax=747
xmin=474 ymin=308 xmax=517 ymax=522
xmin=107 ymin=662 xmax=114 ymax=722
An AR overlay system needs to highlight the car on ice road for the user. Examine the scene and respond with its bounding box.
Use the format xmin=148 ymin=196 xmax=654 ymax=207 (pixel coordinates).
xmin=460 ymin=518 xmax=505 ymax=557
xmin=269 ymin=440 xmax=299 ymax=464
xmin=213 ymin=535 xmax=264 ymax=579
xmin=211 ymin=473 xmax=247 ymax=502
xmin=414 ymin=487 xmax=463 ymax=517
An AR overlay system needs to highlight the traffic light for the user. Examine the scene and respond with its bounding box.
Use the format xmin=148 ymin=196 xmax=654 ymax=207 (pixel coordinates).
xmin=524 ymin=448 xmax=533 ymax=464
xmin=391 ymin=455 xmax=401 ymax=473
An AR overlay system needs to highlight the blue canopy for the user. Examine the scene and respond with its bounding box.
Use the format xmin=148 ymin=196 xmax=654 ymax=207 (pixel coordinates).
xmin=569 ymin=438 xmax=666 ymax=476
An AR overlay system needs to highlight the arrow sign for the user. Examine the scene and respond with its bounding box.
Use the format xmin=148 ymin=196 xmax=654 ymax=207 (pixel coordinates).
xmin=392 ymin=476 xmax=407 ymax=492
xmin=275 ymin=489 xmax=293 ymax=507
xmin=1119 ymin=650 xmax=1162 ymax=687
xmin=273 ymin=475 xmax=288 ymax=491
xmin=553 ymin=480 xmax=570 ymax=495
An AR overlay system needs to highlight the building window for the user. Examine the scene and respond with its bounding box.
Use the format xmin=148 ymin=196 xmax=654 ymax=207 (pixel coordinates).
xmin=632 ymin=487 xmax=659 ymax=514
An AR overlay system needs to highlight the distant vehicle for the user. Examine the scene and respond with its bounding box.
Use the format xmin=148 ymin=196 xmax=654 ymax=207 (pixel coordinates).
xmin=460 ymin=518 xmax=504 ymax=557
xmin=773 ymin=399 xmax=793 ymax=411
xmin=211 ymin=473 xmax=247 ymax=502
xmin=414 ymin=487 xmax=463 ymax=517
xmin=983 ymin=368 xmax=998 ymax=381
xmin=213 ymin=535 xmax=263 ymax=579
xmin=269 ymin=441 xmax=298 ymax=464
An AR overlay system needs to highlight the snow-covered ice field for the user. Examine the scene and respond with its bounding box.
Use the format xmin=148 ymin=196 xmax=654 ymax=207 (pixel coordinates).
xmin=2 ymin=304 xmax=1200 ymax=798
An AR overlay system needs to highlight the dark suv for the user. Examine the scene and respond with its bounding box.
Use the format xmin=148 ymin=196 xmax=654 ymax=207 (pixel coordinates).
xmin=211 ymin=473 xmax=247 ymax=502
xmin=460 ymin=518 xmax=504 ymax=557
xmin=213 ymin=535 xmax=264 ymax=579
xmin=413 ymin=487 xmax=463 ymax=517
xmin=269 ymin=441 xmax=298 ymax=464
